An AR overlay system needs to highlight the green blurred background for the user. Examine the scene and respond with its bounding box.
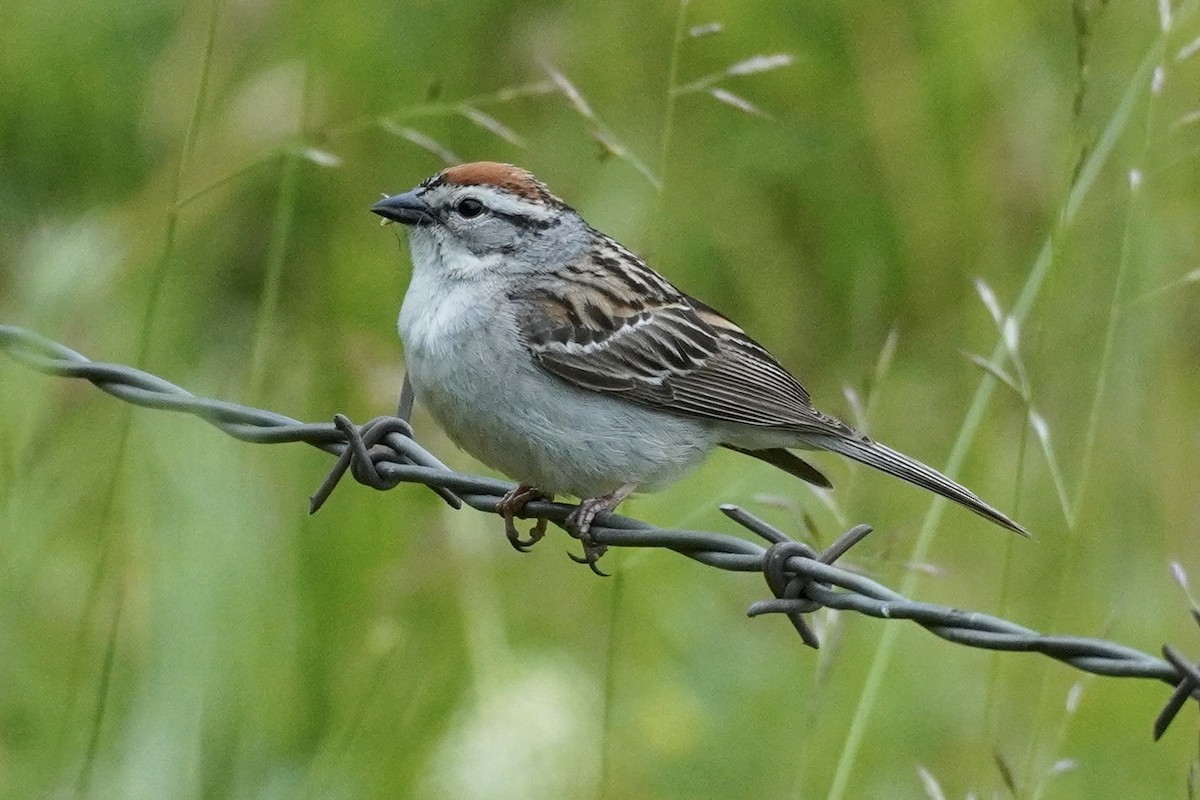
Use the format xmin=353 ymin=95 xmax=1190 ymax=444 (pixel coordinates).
xmin=1 ymin=0 xmax=1199 ymax=797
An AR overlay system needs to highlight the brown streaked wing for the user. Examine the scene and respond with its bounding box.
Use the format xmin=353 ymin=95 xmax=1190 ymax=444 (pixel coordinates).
xmin=624 ymin=338 xmax=839 ymax=433
xmin=514 ymin=267 xmax=841 ymax=435
xmin=683 ymin=293 xmax=811 ymax=405
xmin=519 ymin=280 xmax=715 ymax=399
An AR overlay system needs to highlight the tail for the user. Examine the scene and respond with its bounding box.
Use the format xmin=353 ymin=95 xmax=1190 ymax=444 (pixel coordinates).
xmin=722 ymin=445 xmax=832 ymax=488
xmin=808 ymin=434 xmax=1028 ymax=536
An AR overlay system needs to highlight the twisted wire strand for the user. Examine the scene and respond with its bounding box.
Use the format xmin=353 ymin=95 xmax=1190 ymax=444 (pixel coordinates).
xmin=1 ymin=324 xmax=1196 ymax=738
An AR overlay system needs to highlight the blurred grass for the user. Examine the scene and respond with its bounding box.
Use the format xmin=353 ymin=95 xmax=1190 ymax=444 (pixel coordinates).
xmin=2 ymin=0 xmax=1200 ymax=798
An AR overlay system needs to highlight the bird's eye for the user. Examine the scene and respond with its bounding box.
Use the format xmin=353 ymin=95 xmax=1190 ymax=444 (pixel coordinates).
xmin=455 ymin=198 xmax=484 ymax=218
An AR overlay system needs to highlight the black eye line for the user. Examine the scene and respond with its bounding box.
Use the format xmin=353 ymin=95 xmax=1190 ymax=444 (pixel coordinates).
xmin=492 ymin=210 xmax=560 ymax=231
xmin=437 ymin=196 xmax=562 ymax=232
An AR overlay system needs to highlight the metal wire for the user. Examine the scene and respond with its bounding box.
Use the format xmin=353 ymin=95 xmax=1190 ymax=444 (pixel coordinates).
xmin=2 ymin=323 xmax=1197 ymax=738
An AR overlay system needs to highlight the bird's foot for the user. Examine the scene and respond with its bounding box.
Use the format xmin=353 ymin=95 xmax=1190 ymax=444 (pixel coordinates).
xmin=565 ymin=484 xmax=636 ymax=577
xmin=497 ymin=484 xmax=549 ymax=552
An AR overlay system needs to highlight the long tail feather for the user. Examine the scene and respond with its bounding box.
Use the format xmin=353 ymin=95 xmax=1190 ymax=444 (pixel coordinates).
xmin=808 ymin=434 xmax=1028 ymax=536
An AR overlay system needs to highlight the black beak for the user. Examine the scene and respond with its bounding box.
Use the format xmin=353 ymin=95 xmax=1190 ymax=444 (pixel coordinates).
xmin=371 ymin=190 xmax=434 ymax=225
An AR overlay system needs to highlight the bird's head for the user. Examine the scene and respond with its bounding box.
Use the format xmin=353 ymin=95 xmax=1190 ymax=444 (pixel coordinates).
xmin=372 ymin=162 xmax=590 ymax=277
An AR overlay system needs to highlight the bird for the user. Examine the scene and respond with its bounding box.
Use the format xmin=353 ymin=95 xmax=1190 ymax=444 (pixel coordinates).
xmin=371 ymin=161 xmax=1026 ymax=572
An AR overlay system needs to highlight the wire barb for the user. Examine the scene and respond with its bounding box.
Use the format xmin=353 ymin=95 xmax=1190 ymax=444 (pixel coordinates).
xmin=1157 ymin=644 xmax=1200 ymax=740
xmin=309 ymin=413 xmax=440 ymax=513
xmin=746 ymin=523 xmax=875 ymax=648
xmin=1 ymin=323 xmax=1197 ymax=739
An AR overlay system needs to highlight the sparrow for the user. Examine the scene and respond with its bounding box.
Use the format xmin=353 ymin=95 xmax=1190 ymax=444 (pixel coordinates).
xmin=371 ymin=162 xmax=1026 ymax=572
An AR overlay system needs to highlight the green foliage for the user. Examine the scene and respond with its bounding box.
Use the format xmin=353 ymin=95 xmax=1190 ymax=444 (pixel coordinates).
xmin=2 ymin=0 xmax=1200 ymax=797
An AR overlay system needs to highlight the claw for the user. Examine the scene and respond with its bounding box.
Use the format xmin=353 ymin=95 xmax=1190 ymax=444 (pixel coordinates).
xmin=497 ymin=485 xmax=549 ymax=553
xmin=506 ymin=515 xmax=547 ymax=552
xmin=563 ymin=483 xmax=636 ymax=577
xmin=568 ymin=548 xmax=610 ymax=577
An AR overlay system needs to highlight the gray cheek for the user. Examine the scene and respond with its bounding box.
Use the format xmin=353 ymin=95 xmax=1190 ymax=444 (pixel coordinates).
xmin=518 ymin=231 xmax=574 ymax=267
xmin=467 ymin=222 xmax=522 ymax=258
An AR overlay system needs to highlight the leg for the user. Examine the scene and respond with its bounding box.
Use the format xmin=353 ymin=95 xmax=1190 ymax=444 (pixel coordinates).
xmin=496 ymin=484 xmax=549 ymax=552
xmin=565 ymin=483 xmax=637 ymax=576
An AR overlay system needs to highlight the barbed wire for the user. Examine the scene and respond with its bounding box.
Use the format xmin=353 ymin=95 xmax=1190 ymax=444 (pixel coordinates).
xmin=1 ymin=323 xmax=1197 ymax=739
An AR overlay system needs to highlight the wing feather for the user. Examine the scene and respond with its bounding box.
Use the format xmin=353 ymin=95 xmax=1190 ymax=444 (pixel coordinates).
xmin=513 ymin=245 xmax=841 ymax=437
xmin=505 ymin=240 xmax=1026 ymax=534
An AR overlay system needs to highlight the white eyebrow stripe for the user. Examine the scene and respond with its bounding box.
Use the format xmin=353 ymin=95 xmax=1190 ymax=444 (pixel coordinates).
xmin=429 ymin=184 xmax=558 ymax=221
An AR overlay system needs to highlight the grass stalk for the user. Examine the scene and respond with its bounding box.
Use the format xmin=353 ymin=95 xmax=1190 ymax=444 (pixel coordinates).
xmin=825 ymin=23 xmax=1175 ymax=800
xmin=60 ymin=0 xmax=226 ymax=788
xmin=597 ymin=6 xmax=689 ymax=792
xmin=597 ymin=570 xmax=624 ymax=800
xmin=247 ymin=66 xmax=311 ymax=401
xmin=657 ymin=0 xmax=691 ymax=190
